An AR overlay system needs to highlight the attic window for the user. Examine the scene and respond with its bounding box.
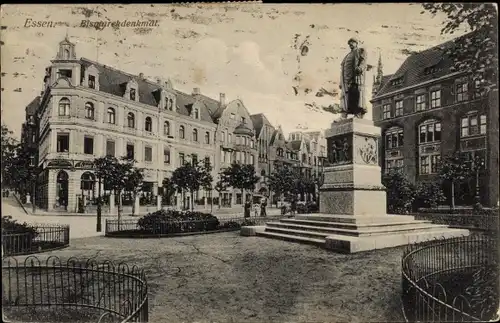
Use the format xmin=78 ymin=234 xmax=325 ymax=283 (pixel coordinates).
xmin=88 ymin=75 xmax=96 ymax=89
xmin=130 ymin=88 xmax=136 ymax=101
xmin=58 ymin=69 xmax=72 ymax=79
xmin=391 ymin=77 xmax=404 ymax=86
xmin=424 ymin=65 xmax=442 ymax=75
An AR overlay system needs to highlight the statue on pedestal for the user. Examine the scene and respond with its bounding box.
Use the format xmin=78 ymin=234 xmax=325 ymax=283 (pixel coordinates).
xmin=339 ymin=37 xmax=368 ymax=118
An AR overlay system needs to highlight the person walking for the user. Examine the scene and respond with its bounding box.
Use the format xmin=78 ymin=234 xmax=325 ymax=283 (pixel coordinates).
xmin=244 ymin=200 xmax=251 ymax=219
xmin=260 ymin=197 xmax=267 ymax=217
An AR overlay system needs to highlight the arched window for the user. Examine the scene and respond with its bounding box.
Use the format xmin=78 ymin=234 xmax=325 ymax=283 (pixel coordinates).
xmin=107 ymin=108 xmax=116 ymax=124
xmin=85 ymin=102 xmax=94 ymax=120
xmin=63 ymin=49 xmax=70 ymax=59
xmin=179 ymin=125 xmax=185 ymax=139
xmin=168 ymin=98 xmax=173 ymax=111
xmin=205 ymin=132 xmax=210 ymax=144
xmin=192 ymin=129 xmax=198 ymax=142
xmin=460 ymin=111 xmax=487 ymax=137
xmin=58 ymin=98 xmax=70 ymax=116
xmin=277 ymin=148 xmax=284 ymax=157
xmin=80 ymin=172 xmax=95 ymax=191
xmin=418 ymin=119 xmax=442 ymax=175
xmin=127 ymin=112 xmax=135 ymax=128
xmin=57 ymin=170 xmax=69 ymax=182
xmin=164 ymin=121 xmax=170 ymax=136
xmin=145 ymin=117 xmax=152 ymax=132
xmin=193 ymin=107 xmax=199 ymax=119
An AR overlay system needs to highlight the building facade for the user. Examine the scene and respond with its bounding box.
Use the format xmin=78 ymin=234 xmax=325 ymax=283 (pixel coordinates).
xmin=371 ymin=34 xmax=499 ymax=207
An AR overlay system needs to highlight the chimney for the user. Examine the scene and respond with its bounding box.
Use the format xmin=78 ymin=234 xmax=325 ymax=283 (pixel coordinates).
xmin=220 ymin=93 xmax=226 ymax=106
xmin=192 ymin=87 xmax=200 ymax=95
xmin=139 ymin=73 xmax=144 ymax=79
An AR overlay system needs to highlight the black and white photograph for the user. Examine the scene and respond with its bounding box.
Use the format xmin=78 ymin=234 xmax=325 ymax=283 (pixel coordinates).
xmin=1 ymin=2 xmax=499 ymax=323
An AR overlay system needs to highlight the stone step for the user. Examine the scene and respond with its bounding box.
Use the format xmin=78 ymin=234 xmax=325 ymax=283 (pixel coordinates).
xmin=256 ymin=231 xmax=325 ymax=246
xmin=265 ymin=226 xmax=330 ymax=239
xmin=294 ymin=214 xmax=417 ymax=224
xmin=279 ymin=218 xmax=432 ymax=229
xmin=265 ymin=222 xmax=449 ymax=237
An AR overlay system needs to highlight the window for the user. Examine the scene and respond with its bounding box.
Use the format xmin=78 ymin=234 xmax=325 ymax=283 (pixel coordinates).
xmin=88 ymin=75 xmax=95 ymax=89
xmin=385 ymin=128 xmax=404 ymax=149
xmin=126 ymin=144 xmax=134 ymax=159
xmin=221 ymin=131 xmax=226 ymax=143
xmin=63 ymin=50 xmax=70 ymax=60
xmin=461 ymin=113 xmax=487 ymax=137
xmin=192 ymin=154 xmax=198 ymax=165
xmin=415 ymin=94 xmax=426 ymax=111
xmin=168 ymin=98 xmax=173 ymax=111
xmin=164 ymin=148 xmax=170 ymax=164
xmin=192 ymin=129 xmax=198 ymax=142
xmin=394 ymin=100 xmax=403 ymax=117
xmin=473 ymin=79 xmax=482 ymax=98
xmin=145 ymin=117 xmax=152 ymax=132
xmin=382 ymin=104 xmax=391 ymax=119
xmin=107 ymin=108 xmax=116 ymax=124
xmin=127 ymin=112 xmax=135 ymax=128
xmin=29 ymin=156 xmax=35 ymax=167
xmin=419 ymin=120 xmax=441 ymax=144
xmin=144 ymin=146 xmax=152 ymax=162
xmin=204 ymin=156 xmax=211 ymax=169
xmin=241 ymin=117 xmax=246 ymax=124
xmin=250 ymin=140 xmax=254 ymax=148
xmin=456 ymin=83 xmax=468 ymax=102
xmin=420 ymin=155 xmax=441 ymax=175
xmin=106 ymin=140 xmax=115 ymax=157
xmin=249 ymin=154 xmax=254 ymax=165
xmin=205 ymin=132 xmax=210 ymax=144
xmin=164 ymin=121 xmax=170 ymax=136
xmin=56 ymin=133 xmax=69 ymax=152
xmin=85 ymin=102 xmax=94 ymax=120
xmin=130 ymin=88 xmax=136 ymax=101
xmin=228 ymin=133 xmax=232 ymax=143
xmin=277 ymin=148 xmax=284 ymax=157
xmin=430 ymin=89 xmax=441 ymax=108
xmin=179 ymin=126 xmax=185 ymax=139
xmin=81 ymin=172 xmax=95 ymax=191
xmin=58 ymin=69 xmax=72 ymax=78
xmin=179 ymin=153 xmax=185 ymax=166
xmin=193 ymin=107 xmax=199 ymax=119
xmin=58 ymin=98 xmax=70 ymax=116
xmin=83 ymin=136 xmax=94 ymax=155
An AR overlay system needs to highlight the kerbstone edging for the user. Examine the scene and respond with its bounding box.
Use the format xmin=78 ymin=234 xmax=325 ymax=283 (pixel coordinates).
xmin=240 ymin=226 xmax=266 ymax=236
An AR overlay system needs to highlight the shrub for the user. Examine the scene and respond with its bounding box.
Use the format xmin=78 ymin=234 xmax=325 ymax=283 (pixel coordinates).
xmin=241 ymin=220 xmax=256 ymax=227
xmin=137 ymin=209 xmax=220 ymax=234
xmin=414 ymin=181 xmax=446 ymax=209
xmin=2 ymin=216 xmax=39 ymax=252
xmin=296 ymin=201 xmax=319 ymax=214
xmin=382 ymin=170 xmax=416 ymax=214
xmin=219 ymin=221 xmax=241 ymax=230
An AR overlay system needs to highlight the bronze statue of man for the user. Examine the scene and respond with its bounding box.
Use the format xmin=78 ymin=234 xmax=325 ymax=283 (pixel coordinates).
xmin=339 ymin=37 xmax=368 ymax=118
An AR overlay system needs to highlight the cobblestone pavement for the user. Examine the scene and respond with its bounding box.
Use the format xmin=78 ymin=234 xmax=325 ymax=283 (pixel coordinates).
xmin=10 ymin=232 xmax=405 ymax=323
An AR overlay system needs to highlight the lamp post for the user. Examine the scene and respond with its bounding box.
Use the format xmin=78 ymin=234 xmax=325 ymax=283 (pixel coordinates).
xmin=96 ymin=176 xmax=102 ymax=232
xmin=474 ymin=157 xmax=484 ymax=205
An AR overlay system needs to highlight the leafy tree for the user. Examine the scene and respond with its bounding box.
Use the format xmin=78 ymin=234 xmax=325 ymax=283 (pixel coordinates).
xmin=414 ymin=181 xmax=447 ymax=209
xmin=162 ymin=177 xmax=177 ymax=206
xmin=171 ymin=160 xmax=212 ymax=211
xmin=382 ymin=169 xmax=417 ymax=214
xmin=94 ymin=156 xmax=143 ymax=226
xmin=219 ymin=163 xmax=260 ymax=206
xmin=438 ymin=152 xmax=474 ymax=209
xmin=1 ymin=124 xmax=19 ymax=188
xmin=294 ymin=173 xmax=315 ymax=201
xmin=214 ymin=178 xmax=228 ymax=209
xmin=267 ymin=165 xmax=296 ymax=204
xmin=421 ymin=3 xmax=498 ymax=94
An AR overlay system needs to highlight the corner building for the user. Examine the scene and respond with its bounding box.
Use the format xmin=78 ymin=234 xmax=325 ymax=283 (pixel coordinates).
xmin=371 ymin=33 xmax=499 ymax=207
xmin=33 ymin=37 xmax=257 ymax=213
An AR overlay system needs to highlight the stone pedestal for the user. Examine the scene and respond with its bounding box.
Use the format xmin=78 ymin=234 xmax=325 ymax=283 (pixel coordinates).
xmin=320 ymin=118 xmax=386 ymax=216
xmin=251 ymin=118 xmax=469 ymax=253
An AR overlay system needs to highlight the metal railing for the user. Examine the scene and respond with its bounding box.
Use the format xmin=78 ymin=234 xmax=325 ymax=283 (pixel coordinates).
xmin=401 ymin=235 xmax=499 ymax=322
xmin=2 ymin=224 xmax=70 ymax=257
xmin=2 ymin=255 xmax=148 ymax=323
xmin=105 ymin=215 xmax=285 ymax=237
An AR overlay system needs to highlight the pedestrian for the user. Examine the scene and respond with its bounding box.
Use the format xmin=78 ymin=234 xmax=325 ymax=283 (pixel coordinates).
xmin=253 ymin=202 xmax=259 ymax=217
xmin=244 ymin=200 xmax=251 ymax=218
xmin=291 ymin=198 xmax=297 ymax=216
xmin=260 ymin=198 xmax=267 ymax=217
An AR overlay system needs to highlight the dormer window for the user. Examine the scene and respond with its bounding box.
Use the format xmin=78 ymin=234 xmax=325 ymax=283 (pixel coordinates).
xmin=130 ymin=88 xmax=136 ymax=101
xmin=391 ymin=76 xmax=404 ymax=86
xmin=58 ymin=69 xmax=72 ymax=79
xmin=424 ymin=65 xmax=442 ymax=75
xmin=88 ymin=75 xmax=95 ymax=89
xmin=193 ymin=107 xmax=199 ymax=119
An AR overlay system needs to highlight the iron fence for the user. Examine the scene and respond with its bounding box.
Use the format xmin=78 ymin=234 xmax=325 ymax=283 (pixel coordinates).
xmin=2 ymin=255 xmax=148 ymax=323
xmin=2 ymin=224 xmax=70 ymax=257
xmin=105 ymin=215 xmax=285 ymax=237
xmin=401 ymin=235 xmax=499 ymax=322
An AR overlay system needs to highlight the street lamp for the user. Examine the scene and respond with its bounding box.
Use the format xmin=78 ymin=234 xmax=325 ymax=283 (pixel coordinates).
xmin=474 ymin=157 xmax=485 ymax=205
xmin=96 ymin=176 xmax=102 ymax=232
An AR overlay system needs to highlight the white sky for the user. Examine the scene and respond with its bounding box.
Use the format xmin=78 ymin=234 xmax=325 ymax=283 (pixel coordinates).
xmin=0 ymin=3 xmax=467 ymax=138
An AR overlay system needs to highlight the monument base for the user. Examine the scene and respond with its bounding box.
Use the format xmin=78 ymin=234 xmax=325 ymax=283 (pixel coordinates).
xmin=252 ymin=214 xmax=469 ymax=253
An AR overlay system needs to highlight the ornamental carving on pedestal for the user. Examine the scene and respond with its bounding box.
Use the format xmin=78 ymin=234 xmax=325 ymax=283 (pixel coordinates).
xmin=356 ymin=136 xmax=378 ymax=165
xmin=326 ymin=134 xmax=352 ymax=166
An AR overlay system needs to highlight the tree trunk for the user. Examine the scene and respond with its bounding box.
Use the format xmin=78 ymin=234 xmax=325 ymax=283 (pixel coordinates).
xmin=132 ymin=191 xmax=137 ymax=215
xmin=451 ymin=181 xmax=456 ymax=210
xmin=190 ymin=190 xmax=194 ymax=211
xmin=117 ymin=190 xmax=123 ymax=230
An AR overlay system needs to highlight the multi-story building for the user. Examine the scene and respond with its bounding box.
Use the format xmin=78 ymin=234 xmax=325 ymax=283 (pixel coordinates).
xmin=371 ymin=33 xmax=499 ymax=207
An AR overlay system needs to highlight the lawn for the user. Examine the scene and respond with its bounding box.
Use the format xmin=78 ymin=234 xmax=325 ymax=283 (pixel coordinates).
xmin=4 ymin=232 xmax=406 ymax=323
